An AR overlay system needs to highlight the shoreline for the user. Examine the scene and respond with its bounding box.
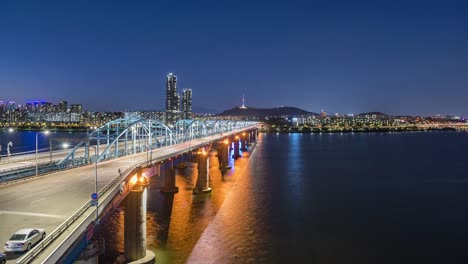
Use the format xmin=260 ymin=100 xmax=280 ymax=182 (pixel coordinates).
xmin=261 ymin=127 xmax=467 ymax=134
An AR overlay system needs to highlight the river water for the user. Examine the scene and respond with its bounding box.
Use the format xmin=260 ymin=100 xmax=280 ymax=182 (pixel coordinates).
xmin=0 ymin=130 xmax=86 ymax=157
xmin=96 ymin=131 xmax=468 ymax=264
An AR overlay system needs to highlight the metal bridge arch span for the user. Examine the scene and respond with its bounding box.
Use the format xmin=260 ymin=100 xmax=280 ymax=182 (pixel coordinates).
xmin=57 ymin=117 xmax=256 ymax=167
xmin=174 ymin=119 xmax=209 ymax=142
xmin=57 ymin=118 xmax=175 ymax=166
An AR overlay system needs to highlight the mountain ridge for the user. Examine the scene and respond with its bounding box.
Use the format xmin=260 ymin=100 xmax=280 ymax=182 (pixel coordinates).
xmin=217 ymin=106 xmax=318 ymax=117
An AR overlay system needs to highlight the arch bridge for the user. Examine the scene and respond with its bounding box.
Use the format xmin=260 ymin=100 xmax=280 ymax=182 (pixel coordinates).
xmin=57 ymin=118 xmax=255 ymax=167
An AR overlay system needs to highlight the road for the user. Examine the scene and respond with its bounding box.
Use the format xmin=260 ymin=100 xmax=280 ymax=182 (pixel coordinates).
xmin=0 ymin=139 xmax=142 ymax=174
xmin=0 ymin=127 xmax=257 ymax=263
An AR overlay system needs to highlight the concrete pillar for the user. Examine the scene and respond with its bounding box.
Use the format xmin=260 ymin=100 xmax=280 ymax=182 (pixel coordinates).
xmin=233 ymin=136 xmax=241 ymax=159
xmin=194 ymin=152 xmax=211 ymax=194
xmin=124 ymin=186 xmax=147 ymax=261
xmin=208 ymin=150 xmax=219 ymax=168
xmin=217 ymin=141 xmax=231 ymax=171
xmin=241 ymin=133 xmax=248 ymax=151
xmin=161 ymin=159 xmax=178 ymax=193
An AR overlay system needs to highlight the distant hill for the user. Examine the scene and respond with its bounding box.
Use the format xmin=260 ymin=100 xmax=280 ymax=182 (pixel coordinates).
xmin=217 ymin=106 xmax=318 ymax=117
xmin=357 ymin=112 xmax=389 ymax=117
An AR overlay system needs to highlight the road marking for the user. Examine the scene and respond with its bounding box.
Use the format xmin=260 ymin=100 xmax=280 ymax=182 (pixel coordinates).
xmin=31 ymin=198 xmax=46 ymax=204
xmin=0 ymin=210 xmax=65 ymax=218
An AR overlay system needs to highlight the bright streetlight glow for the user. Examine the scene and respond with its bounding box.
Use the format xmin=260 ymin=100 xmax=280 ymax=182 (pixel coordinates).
xmin=62 ymin=143 xmax=70 ymax=149
xmin=36 ymin=130 xmax=50 ymax=176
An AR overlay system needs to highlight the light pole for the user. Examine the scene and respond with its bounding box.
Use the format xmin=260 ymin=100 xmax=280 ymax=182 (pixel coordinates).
xmin=92 ymin=146 xmax=99 ymax=223
xmin=36 ymin=130 xmax=50 ymax=176
xmin=0 ymin=128 xmax=14 ymax=162
xmin=7 ymin=141 xmax=12 ymax=164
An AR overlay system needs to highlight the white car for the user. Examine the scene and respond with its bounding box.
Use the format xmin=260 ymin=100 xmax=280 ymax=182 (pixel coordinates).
xmin=4 ymin=228 xmax=46 ymax=252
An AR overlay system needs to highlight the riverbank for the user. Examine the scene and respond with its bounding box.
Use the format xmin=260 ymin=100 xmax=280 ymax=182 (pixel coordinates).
xmin=0 ymin=127 xmax=89 ymax=132
xmin=261 ymin=126 xmax=467 ymax=134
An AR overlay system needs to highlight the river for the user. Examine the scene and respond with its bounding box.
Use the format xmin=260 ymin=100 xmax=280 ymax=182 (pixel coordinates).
xmin=96 ymin=131 xmax=468 ymax=264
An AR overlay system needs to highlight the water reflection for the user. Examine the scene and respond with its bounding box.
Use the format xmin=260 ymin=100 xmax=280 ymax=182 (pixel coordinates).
xmin=98 ymin=148 xmax=248 ymax=264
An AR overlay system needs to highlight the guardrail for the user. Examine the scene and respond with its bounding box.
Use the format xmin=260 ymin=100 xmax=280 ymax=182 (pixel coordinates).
xmin=16 ymin=124 xmax=260 ymax=263
xmin=0 ymin=160 xmax=57 ymax=174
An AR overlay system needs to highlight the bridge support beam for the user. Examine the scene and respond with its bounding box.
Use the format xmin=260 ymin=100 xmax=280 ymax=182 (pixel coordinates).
xmin=208 ymin=149 xmax=219 ymax=168
xmin=160 ymin=159 xmax=178 ymax=193
xmin=251 ymin=130 xmax=257 ymax=142
xmin=241 ymin=132 xmax=248 ymax=151
xmin=124 ymin=180 xmax=154 ymax=263
xmin=194 ymin=152 xmax=211 ymax=194
xmin=232 ymin=136 xmax=241 ymax=159
xmin=217 ymin=141 xmax=231 ymax=171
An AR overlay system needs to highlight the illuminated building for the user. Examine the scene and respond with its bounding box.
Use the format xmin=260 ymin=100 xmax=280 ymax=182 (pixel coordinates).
xmin=182 ymin=89 xmax=192 ymax=119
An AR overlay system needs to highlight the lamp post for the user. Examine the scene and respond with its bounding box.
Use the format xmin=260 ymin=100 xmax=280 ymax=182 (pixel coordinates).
xmin=92 ymin=146 xmax=99 ymax=223
xmin=0 ymin=128 xmax=14 ymax=162
xmin=7 ymin=141 xmax=13 ymax=164
xmin=36 ymin=130 xmax=50 ymax=176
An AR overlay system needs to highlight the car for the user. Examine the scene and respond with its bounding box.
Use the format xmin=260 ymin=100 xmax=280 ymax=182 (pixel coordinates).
xmin=4 ymin=228 xmax=46 ymax=252
xmin=0 ymin=252 xmax=5 ymax=264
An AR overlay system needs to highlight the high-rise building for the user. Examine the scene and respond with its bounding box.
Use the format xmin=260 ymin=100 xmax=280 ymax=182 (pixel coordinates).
xmin=321 ymin=110 xmax=327 ymax=118
xmin=70 ymin=104 xmax=83 ymax=113
xmin=165 ymin=73 xmax=180 ymax=124
xmin=59 ymin=100 xmax=68 ymax=112
xmin=182 ymin=89 xmax=192 ymax=119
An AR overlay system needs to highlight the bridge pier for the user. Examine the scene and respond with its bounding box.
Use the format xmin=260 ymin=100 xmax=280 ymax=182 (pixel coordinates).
xmin=194 ymin=151 xmax=211 ymax=194
xmin=208 ymin=150 xmax=219 ymax=168
xmin=217 ymin=140 xmax=231 ymax=171
xmin=161 ymin=159 xmax=179 ymax=193
xmin=241 ymin=132 xmax=248 ymax=151
xmin=124 ymin=177 xmax=155 ymax=263
xmin=251 ymin=130 xmax=257 ymax=142
xmin=232 ymin=135 xmax=241 ymax=159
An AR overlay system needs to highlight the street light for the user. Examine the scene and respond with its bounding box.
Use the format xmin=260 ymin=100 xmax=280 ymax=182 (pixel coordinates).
xmin=0 ymin=128 xmax=14 ymax=162
xmin=36 ymin=130 xmax=50 ymax=176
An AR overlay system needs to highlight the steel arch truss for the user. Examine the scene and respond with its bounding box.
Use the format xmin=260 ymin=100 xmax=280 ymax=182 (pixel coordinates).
xmin=174 ymin=119 xmax=208 ymax=142
xmin=57 ymin=117 xmax=257 ymax=167
xmin=57 ymin=118 xmax=175 ymax=166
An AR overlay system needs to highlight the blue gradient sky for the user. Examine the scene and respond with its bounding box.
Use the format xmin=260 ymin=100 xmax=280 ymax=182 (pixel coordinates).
xmin=1 ymin=0 xmax=467 ymax=115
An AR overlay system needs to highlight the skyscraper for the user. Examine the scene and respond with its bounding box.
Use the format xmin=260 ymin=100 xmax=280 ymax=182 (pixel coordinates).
xmin=165 ymin=73 xmax=180 ymax=124
xmin=182 ymin=89 xmax=192 ymax=119
xmin=59 ymin=100 xmax=68 ymax=112
xmin=70 ymin=104 xmax=83 ymax=113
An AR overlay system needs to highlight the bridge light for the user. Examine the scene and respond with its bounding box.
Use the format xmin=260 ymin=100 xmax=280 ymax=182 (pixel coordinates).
xmin=223 ymin=140 xmax=229 ymax=144
xmin=139 ymin=177 xmax=145 ymax=183
xmin=235 ymin=136 xmax=239 ymax=139
xmin=130 ymin=175 xmax=138 ymax=184
xmin=62 ymin=143 xmax=69 ymax=149
xmin=8 ymin=128 xmax=14 ymax=133
xmin=44 ymin=130 xmax=50 ymax=135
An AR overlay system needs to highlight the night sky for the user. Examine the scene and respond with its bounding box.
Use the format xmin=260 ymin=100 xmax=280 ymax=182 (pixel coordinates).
xmin=1 ymin=0 xmax=467 ymax=116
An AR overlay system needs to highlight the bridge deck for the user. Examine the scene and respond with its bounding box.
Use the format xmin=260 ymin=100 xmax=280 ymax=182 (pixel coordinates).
xmin=0 ymin=127 xmax=257 ymax=263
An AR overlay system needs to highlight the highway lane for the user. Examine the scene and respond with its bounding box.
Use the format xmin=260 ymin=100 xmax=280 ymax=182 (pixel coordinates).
xmin=0 ymin=127 xmax=257 ymax=263
xmin=0 ymin=140 xmax=140 ymax=174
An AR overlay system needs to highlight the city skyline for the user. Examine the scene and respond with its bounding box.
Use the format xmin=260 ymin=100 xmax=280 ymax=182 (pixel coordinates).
xmin=1 ymin=95 xmax=468 ymax=118
xmin=1 ymin=1 xmax=468 ymax=116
